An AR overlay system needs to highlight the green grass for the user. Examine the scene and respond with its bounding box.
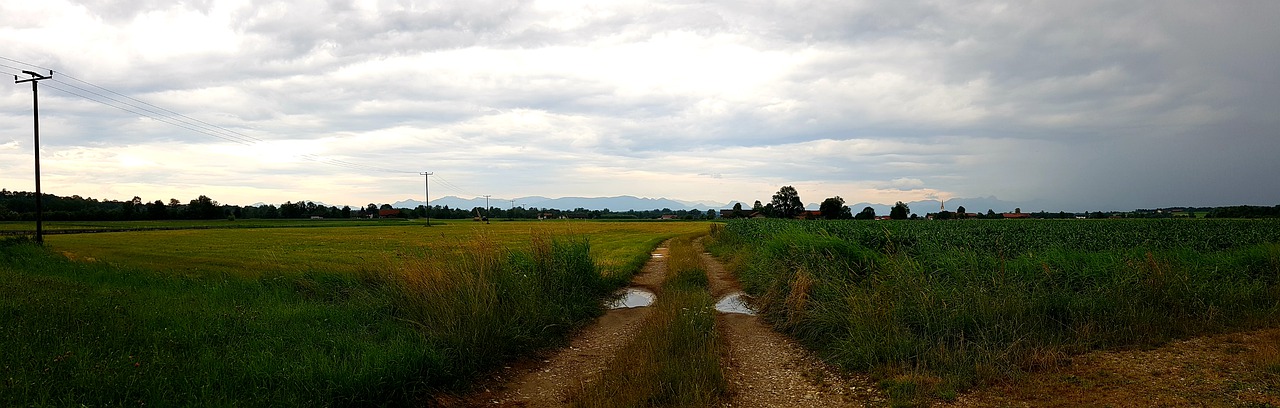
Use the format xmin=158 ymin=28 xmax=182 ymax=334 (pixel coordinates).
xmin=1 ymin=237 xmax=429 ymax=406
xmin=43 ymin=221 xmax=706 ymax=278
xmin=709 ymin=219 xmax=1280 ymax=404
xmin=1 ymin=221 xmax=705 ymax=406
xmin=569 ymin=234 xmax=727 ymax=407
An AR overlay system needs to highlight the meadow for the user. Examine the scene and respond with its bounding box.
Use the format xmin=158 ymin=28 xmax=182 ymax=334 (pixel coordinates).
xmin=1 ymin=220 xmax=705 ymax=406
xmin=709 ymin=218 xmax=1280 ymax=404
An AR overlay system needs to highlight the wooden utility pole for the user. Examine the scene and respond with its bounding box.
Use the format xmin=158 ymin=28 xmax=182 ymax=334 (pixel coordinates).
xmin=420 ymin=172 xmax=433 ymax=226
xmin=483 ymin=195 xmax=491 ymax=224
xmin=15 ymin=70 xmax=52 ymax=244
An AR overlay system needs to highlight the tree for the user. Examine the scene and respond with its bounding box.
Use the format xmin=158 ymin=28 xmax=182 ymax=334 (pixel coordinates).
xmin=280 ymin=201 xmax=302 ymax=218
xmin=890 ymin=201 xmax=910 ymax=220
xmin=341 ymin=205 xmax=352 ymax=218
xmin=855 ymin=206 xmax=876 ymax=220
xmin=956 ymin=205 xmax=967 ymax=219
xmin=188 ymin=195 xmax=221 ymax=219
xmin=819 ymin=196 xmax=850 ymax=220
xmin=147 ymin=200 xmax=167 ymax=220
xmin=706 ymin=209 xmax=717 ymax=219
xmin=987 ymin=209 xmax=997 ymax=218
xmin=732 ymin=202 xmax=745 ymax=217
xmin=770 ymin=186 xmax=804 ymax=218
xmin=752 ymin=200 xmax=764 ymax=213
xmin=121 ymin=199 xmax=137 ymax=220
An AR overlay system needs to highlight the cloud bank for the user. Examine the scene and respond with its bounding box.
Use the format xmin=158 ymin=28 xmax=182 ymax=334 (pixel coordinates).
xmin=2 ymin=0 xmax=1277 ymax=210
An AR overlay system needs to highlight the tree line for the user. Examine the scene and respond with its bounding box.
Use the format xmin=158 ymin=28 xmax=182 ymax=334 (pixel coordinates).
xmin=0 ymin=190 xmax=719 ymax=221
xmin=2 ymin=189 xmax=1272 ymax=222
xmin=733 ymin=186 xmax=1277 ymax=221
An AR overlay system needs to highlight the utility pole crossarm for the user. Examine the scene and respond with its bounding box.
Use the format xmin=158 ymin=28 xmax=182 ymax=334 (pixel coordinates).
xmin=15 ymin=70 xmax=52 ymax=84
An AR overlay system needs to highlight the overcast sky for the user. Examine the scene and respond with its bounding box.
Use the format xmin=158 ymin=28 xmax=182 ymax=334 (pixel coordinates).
xmin=2 ymin=1 xmax=1277 ymax=211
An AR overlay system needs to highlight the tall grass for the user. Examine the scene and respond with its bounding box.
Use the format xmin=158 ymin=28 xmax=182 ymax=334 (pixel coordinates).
xmin=569 ymin=235 xmax=727 ymax=407
xmin=709 ymin=221 xmax=1280 ymax=403
xmin=385 ymin=231 xmax=609 ymax=385
xmin=0 ymin=232 xmax=609 ymax=406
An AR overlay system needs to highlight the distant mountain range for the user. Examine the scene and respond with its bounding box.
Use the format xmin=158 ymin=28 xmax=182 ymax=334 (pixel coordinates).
xmin=843 ymin=196 xmax=1032 ymax=217
xmin=387 ymin=195 xmax=1032 ymax=214
xmin=392 ymin=196 xmax=713 ymax=212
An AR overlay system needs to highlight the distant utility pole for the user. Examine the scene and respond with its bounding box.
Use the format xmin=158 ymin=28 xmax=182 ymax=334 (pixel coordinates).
xmin=483 ymin=195 xmax=491 ymax=223
xmin=509 ymin=199 xmax=516 ymax=221
xmin=419 ymin=172 xmax=432 ymax=226
xmin=16 ymin=70 xmax=52 ymax=244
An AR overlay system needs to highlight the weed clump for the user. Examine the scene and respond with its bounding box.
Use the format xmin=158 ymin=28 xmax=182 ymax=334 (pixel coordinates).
xmin=383 ymin=232 xmax=607 ymax=384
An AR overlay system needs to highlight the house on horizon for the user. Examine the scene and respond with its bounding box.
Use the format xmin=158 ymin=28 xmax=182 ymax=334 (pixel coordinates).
xmin=720 ymin=209 xmax=764 ymax=219
xmin=378 ymin=209 xmax=401 ymax=218
xmin=797 ymin=210 xmax=823 ymax=220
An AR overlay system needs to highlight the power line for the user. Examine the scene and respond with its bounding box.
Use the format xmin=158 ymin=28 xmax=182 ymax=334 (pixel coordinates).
xmin=3 ymin=56 xmax=417 ymax=175
xmin=432 ymin=174 xmax=479 ymax=197
xmin=4 ymin=56 xmax=493 ymax=200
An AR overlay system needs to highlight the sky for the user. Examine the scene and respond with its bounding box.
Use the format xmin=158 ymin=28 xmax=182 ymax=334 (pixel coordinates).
xmin=2 ymin=0 xmax=1277 ymax=211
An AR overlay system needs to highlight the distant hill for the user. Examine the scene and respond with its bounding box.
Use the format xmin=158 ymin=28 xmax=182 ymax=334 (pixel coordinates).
xmin=843 ymin=196 xmax=1027 ymax=217
xmin=388 ymin=195 xmax=1035 ymax=214
xmin=392 ymin=195 xmax=729 ymax=212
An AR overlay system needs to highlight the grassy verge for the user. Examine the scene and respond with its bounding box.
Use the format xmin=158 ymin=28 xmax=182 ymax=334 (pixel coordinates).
xmin=708 ymin=220 xmax=1280 ymax=405
xmin=568 ymin=234 xmax=727 ymax=407
xmin=0 ymin=231 xmax=608 ymax=406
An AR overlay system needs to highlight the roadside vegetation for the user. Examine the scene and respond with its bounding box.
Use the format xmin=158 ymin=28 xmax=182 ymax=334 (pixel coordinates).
xmin=0 ymin=221 xmax=701 ymax=406
xmin=569 ymin=234 xmax=728 ymax=407
xmin=709 ymin=219 xmax=1280 ymax=405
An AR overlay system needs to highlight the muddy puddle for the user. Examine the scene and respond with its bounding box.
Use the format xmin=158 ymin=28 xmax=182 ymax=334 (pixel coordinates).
xmin=606 ymin=288 xmax=656 ymax=309
xmin=714 ymin=292 xmax=756 ymax=315
xmin=650 ymin=252 xmax=665 ymax=258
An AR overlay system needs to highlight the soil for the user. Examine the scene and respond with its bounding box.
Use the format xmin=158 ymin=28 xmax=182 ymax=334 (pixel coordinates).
xmin=696 ymin=238 xmax=885 ymax=407
xmin=944 ymin=327 xmax=1280 ymax=407
xmin=450 ymin=244 xmax=671 ymax=407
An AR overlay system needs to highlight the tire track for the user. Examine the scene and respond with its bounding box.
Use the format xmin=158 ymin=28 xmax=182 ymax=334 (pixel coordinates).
xmin=696 ymin=238 xmax=883 ymax=407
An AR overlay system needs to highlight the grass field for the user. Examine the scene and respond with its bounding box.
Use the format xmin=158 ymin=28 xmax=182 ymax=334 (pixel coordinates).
xmin=709 ymin=219 xmax=1280 ymax=405
xmin=1 ymin=220 xmax=707 ymax=406
xmin=44 ymin=220 xmax=706 ymax=279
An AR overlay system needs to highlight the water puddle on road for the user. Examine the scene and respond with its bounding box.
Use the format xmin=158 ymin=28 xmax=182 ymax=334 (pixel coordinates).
xmin=714 ymin=292 xmax=757 ymax=315
xmin=650 ymin=253 xmax=665 ymax=258
xmin=606 ymin=288 xmax=656 ymax=309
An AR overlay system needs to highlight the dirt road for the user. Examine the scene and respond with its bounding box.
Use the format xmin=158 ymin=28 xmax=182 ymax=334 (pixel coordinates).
xmin=696 ymin=239 xmax=883 ymax=407
xmin=460 ymin=245 xmax=670 ymax=407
